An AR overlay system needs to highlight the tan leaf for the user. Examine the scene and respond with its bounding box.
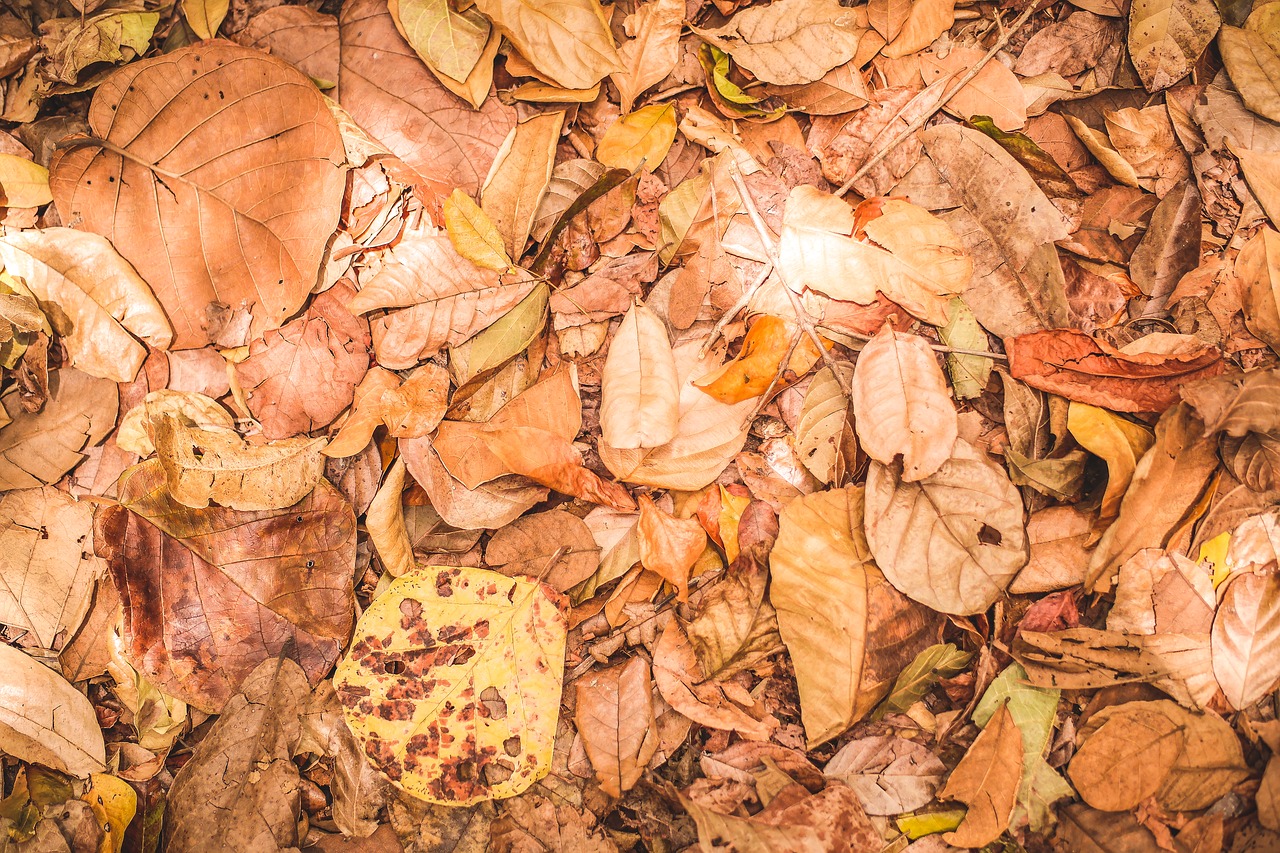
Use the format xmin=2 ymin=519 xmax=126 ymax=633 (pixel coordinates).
xmin=850 ymin=327 xmax=958 ymax=482
xmin=482 ymin=112 xmax=564 ymax=259
xmin=444 ymin=189 xmax=511 ymax=272
xmin=323 ymin=368 xmax=401 ymax=459
xmin=49 ymin=42 xmax=345 ymax=349
xmin=1067 ymin=402 xmax=1155 ymax=519
xmin=1128 ymin=0 xmax=1221 ymax=92
xmin=940 ymin=704 xmax=1022 ymax=848
xmin=575 ymin=656 xmax=658 ymax=797
xmin=768 ymin=60 xmax=870 ymax=115
xmin=1009 ymin=506 xmax=1093 ymax=594
xmin=1219 ymin=26 xmax=1280 ymax=124
xmin=0 ymin=367 xmax=117 ymax=490
xmin=1068 ymin=703 xmax=1185 ymax=811
xmin=473 ymin=0 xmax=621 ymax=89
xmin=449 ymin=282 xmax=548 ymax=387
xmin=866 ymin=437 xmax=1028 ymax=615
xmin=233 ymin=6 xmax=339 ymax=85
xmin=693 ymin=0 xmax=871 ymax=86
xmin=381 ymin=364 xmax=450 ymax=439
xmin=401 ymin=436 xmax=547 ymax=530
xmin=1212 ymin=571 xmax=1280 ymax=709
xmin=531 ymin=159 xmax=606 ymax=242
xmin=0 ymin=153 xmax=50 ymax=209
xmin=883 ymin=0 xmax=954 ymax=57
xmin=0 ymin=228 xmax=171 ymax=383
xmin=636 ymin=495 xmax=706 ymax=601
xmin=824 ymin=736 xmax=946 ymax=815
xmin=153 ymin=415 xmax=327 ymax=512
xmin=483 ymin=509 xmax=601 ymax=592
xmin=0 ymin=642 xmax=105 ymax=777
xmin=595 ymin=104 xmax=677 ymax=172
xmin=921 ymin=46 xmax=1027 ymax=131
xmin=600 ymin=302 xmax=680 ymax=450
xmin=117 ymin=390 xmax=235 ymax=457
xmin=1261 ymin=756 xmax=1280 ymax=831
xmin=795 ymin=363 xmax=855 ymax=485
xmin=366 ymin=457 xmax=414 ymax=578
xmin=611 ymin=0 xmax=684 ymax=111
xmin=0 ymin=487 xmax=105 ymax=649
xmin=388 ymin=0 xmax=490 ymax=83
xmin=181 ymin=0 xmax=227 ymax=38
xmin=1240 ymin=227 xmax=1280 ymax=353
xmin=1233 ymin=143 xmax=1280 ymax=226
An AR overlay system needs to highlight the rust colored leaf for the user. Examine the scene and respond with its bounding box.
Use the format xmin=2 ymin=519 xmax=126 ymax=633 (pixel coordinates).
xmin=636 ymin=494 xmax=707 ymax=601
xmin=1007 ymin=329 xmax=1225 ymax=413
xmin=234 ymin=6 xmax=339 ymax=85
xmin=49 ymin=42 xmax=346 ymax=349
xmin=940 ymin=704 xmax=1023 ymax=848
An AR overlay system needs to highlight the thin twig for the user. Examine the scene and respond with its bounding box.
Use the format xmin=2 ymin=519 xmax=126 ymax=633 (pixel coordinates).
xmin=700 ymin=260 xmax=773 ymax=358
xmin=834 ymin=2 xmax=1040 ymax=198
xmin=836 ymin=327 xmax=1009 ymax=361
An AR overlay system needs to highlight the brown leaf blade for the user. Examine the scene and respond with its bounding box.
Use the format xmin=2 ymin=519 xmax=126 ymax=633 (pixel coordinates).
xmin=940 ymin=703 xmax=1023 ymax=848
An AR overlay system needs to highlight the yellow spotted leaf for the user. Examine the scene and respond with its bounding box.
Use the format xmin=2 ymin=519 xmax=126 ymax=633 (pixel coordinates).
xmin=334 ymin=565 xmax=567 ymax=805
xmin=595 ymin=103 xmax=677 ymax=172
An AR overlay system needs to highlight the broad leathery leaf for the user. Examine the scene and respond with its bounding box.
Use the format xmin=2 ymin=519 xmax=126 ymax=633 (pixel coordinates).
xmin=117 ymin=390 xmax=234 ymax=456
xmin=152 ymin=414 xmax=327 ymax=511
xmin=482 ymin=111 xmax=564 ymax=259
xmin=83 ymin=773 xmax=137 ymax=853
xmin=883 ymin=0 xmax=954 ymax=57
xmin=181 ymin=0 xmax=228 ymax=39
xmin=637 ymin=495 xmax=706 ymax=601
xmin=859 ymin=197 xmax=974 ymax=321
xmin=334 ymin=565 xmax=567 ymax=805
xmin=875 ymin=642 xmax=971 ymax=718
xmin=0 ymin=487 xmax=105 ymax=649
xmin=866 ymin=437 xmax=1028 ymax=615
xmin=769 ymin=60 xmax=871 ymax=115
xmin=1213 ymin=572 xmax=1280 ymax=709
xmin=1128 ymin=0 xmax=1221 ymax=91
xmin=600 ymin=340 xmax=754 ymax=490
xmin=350 ymin=235 xmax=536 ymax=370
xmin=0 ymin=228 xmax=172 ymax=383
xmin=1219 ymin=26 xmax=1280 ymax=124
xmin=938 ymin=298 xmax=992 ymax=400
xmin=691 ymin=0 xmax=870 ymax=86
xmin=921 ymin=46 xmax=1027 ymax=131
xmin=484 ymin=509 xmax=600 ymax=592
xmin=611 ymin=0 xmax=684 ymax=111
xmin=448 ymin=283 xmax=548 ymax=386
xmin=1233 ymin=142 xmax=1280 ymax=227
xmin=530 ymin=158 xmax=606 ymax=242
xmin=824 ymin=736 xmax=946 ymax=815
xmin=233 ymin=6 xmax=339 ymax=86
xmin=576 ymin=656 xmax=658 ymax=797
xmin=401 ymin=436 xmax=548 ymax=530
xmin=595 ymin=104 xmax=677 ymax=172
xmin=472 ymin=0 xmax=621 ymax=89
xmin=389 ymin=0 xmax=489 ymax=82
xmin=0 ymin=153 xmax=51 ymax=208
xmin=941 ymin=704 xmax=1023 ymax=848
xmin=42 ymin=12 xmax=158 ymax=85
xmin=49 ymin=42 xmax=346 ymax=349
xmin=444 ymin=189 xmax=511 ymax=272
xmin=0 ymin=642 xmax=105 ymax=777
xmin=599 ymin=302 xmax=680 ymax=450
xmin=851 ymin=327 xmax=958 ymax=482
xmin=795 ymin=363 xmax=855 ymax=484
xmin=0 ymin=367 xmax=117 ymax=490
xmin=694 ymin=315 xmax=826 ymax=404
xmin=920 ymin=125 xmax=1072 ymax=338
xmin=1072 ymin=705 xmax=1183 ymax=812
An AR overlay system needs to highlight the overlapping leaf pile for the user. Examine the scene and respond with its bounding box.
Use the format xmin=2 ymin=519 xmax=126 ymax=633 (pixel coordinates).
xmin=0 ymin=0 xmax=1279 ymax=850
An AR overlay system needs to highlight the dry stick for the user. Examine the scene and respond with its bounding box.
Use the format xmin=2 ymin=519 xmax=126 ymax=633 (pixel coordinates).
xmin=833 ymin=1 xmax=1040 ymax=199
xmin=700 ymin=260 xmax=773 ymax=358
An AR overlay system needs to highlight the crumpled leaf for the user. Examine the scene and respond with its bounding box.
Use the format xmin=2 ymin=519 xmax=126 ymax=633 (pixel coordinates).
xmin=681 ymin=782 xmax=881 ymax=853
xmin=116 ymin=390 xmax=235 ymax=457
xmin=0 ymin=367 xmax=117 ymax=490
xmin=166 ymin=658 xmax=310 ymax=853
xmin=610 ymin=0 xmax=683 ymax=112
xmin=575 ymin=655 xmax=658 ymax=797
xmin=482 ymin=111 xmax=563 ymax=260
xmin=0 ymin=642 xmax=106 ymax=777
xmin=49 ymin=41 xmax=346 ymax=349
xmin=472 ymin=0 xmax=621 ymax=89
xmin=695 ymin=315 xmax=826 ymax=405
xmin=939 ymin=704 xmax=1023 ymax=848
xmin=637 ymin=495 xmax=707 ymax=602
xmin=850 ymin=327 xmax=958 ymax=482
xmin=334 ymin=565 xmax=567 ymax=805
xmin=1128 ymin=0 xmax=1221 ymax=91
xmin=0 ymin=487 xmax=105 ymax=649
xmin=823 ymin=736 xmax=946 ymax=815
xmin=1068 ymin=402 xmax=1155 ymax=519
xmin=600 ymin=301 xmax=679 ymax=450
xmin=596 ymin=104 xmax=677 ymax=172
xmin=865 ymin=437 xmax=1028 ymax=615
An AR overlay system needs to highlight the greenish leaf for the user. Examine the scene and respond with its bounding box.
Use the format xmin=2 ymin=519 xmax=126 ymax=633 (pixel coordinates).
xmin=389 ymin=0 xmax=490 ymax=82
xmin=939 ymin=297 xmax=992 ymax=400
xmin=448 ymin=282 xmax=549 ymax=386
xmin=874 ymin=643 xmax=971 ymax=719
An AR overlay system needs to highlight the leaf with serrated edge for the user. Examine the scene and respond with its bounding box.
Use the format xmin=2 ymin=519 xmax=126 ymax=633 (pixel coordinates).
xmin=334 ymin=565 xmax=567 ymax=805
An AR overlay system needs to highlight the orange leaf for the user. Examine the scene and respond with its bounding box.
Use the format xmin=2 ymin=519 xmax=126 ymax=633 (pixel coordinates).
xmin=636 ymin=495 xmax=707 ymax=601
xmin=694 ymin=316 xmax=826 ymax=404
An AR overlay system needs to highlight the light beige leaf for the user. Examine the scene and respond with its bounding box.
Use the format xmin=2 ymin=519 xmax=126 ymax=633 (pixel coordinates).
xmin=0 ymin=228 xmax=172 ymax=383
xmin=1128 ymin=0 xmax=1221 ymax=92
xmin=472 ymin=0 xmax=621 ymax=89
xmin=0 ymin=487 xmax=105 ymax=649
xmin=575 ymin=656 xmax=657 ymax=797
xmin=0 ymin=367 xmax=117 ymax=490
xmin=1234 ymin=143 xmax=1280 ymax=227
xmin=388 ymin=0 xmax=490 ymax=82
xmin=0 ymin=642 xmax=105 ymax=776
xmin=883 ymin=0 xmax=955 ymax=58
xmin=531 ymin=159 xmax=606 ymax=243
xmin=1009 ymin=506 xmax=1093 ymax=593
xmin=181 ymin=0 xmax=228 ymax=39
xmin=116 ymin=389 xmax=235 ymax=456
xmin=366 ymin=457 xmax=414 ymax=578
xmin=595 ymin=104 xmax=677 ymax=172
xmin=611 ymin=0 xmax=684 ymax=112
xmin=600 ymin=302 xmax=680 ymax=450
xmin=921 ymin=45 xmax=1028 ymax=131
xmin=692 ymin=0 xmax=870 ymax=86
xmin=1219 ymin=29 xmax=1280 ymax=123
xmin=0 ymin=153 xmax=51 ymax=208
xmin=795 ymin=363 xmax=854 ymax=484
xmin=920 ymin=124 xmax=1072 ymax=338
xmin=444 ymin=189 xmax=511 ymax=272
xmin=1212 ymin=571 xmax=1280 ymax=709
xmin=1066 ymin=114 xmax=1142 ymax=187
xmin=599 ymin=340 xmax=754 ymax=490
xmin=1069 ymin=703 xmax=1185 ymax=811
xmin=482 ymin=111 xmax=564 ymax=259
xmin=153 ymin=415 xmax=327 ymax=511
xmin=401 ymin=436 xmax=547 ymax=530
xmin=865 ymin=437 xmax=1028 ymax=615
xmin=850 ymin=327 xmax=958 ymax=482
xmin=824 ymin=735 xmax=946 ymax=815
xmin=941 ymin=704 xmax=1023 ymax=848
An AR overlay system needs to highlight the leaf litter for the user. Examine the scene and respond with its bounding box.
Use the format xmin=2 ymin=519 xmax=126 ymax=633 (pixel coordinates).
xmin=1 ymin=0 xmax=1280 ymax=850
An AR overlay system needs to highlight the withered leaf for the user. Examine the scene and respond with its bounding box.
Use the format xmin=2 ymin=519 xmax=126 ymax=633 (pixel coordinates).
xmin=0 ymin=366 xmax=117 ymax=490
xmin=576 ymin=655 xmax=658 ymax=797
xmin=483 ymin=508 xmax=600 ymax=592
xmin=940 ymin=704 xmax=1023 ymax=848
xmin=0 ymin=642 xmax=105 ymax=777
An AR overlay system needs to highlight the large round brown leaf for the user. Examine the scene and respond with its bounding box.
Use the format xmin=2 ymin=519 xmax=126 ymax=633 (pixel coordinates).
xmin=49 ymin=41 xmax=346 ymax=349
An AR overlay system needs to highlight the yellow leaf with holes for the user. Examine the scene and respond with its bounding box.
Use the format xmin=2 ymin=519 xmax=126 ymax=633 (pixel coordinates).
xmin=333 ymin=565 xmax=567 ymax=805
xmin=595 ymin=103 xmax=677 ymax=172
xmin=82 ymin=774 xmax=137 ymax=853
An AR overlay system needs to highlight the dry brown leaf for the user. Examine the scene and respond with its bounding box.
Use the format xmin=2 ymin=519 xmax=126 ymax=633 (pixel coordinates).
xmin=484 ymin=509 xmax=600 ymax=591
xmin=940 ymin=704 xmax=1023 ymax=848
xmin=323 ymin=368 xmax=401 ymax=458
xmin=389 ymin=0 xmax=490 ymax=84
xmin=117 ymin=390 xmax=235 ymax=457
xmin=866 ymin=437 xmax=1028 ymax=615
xmin=1128 ymin=0 xmax=1221 ymax=92
xmin=0 ymin=367 xmax=117 ymax=490
xmin=1010 ymin=506 xmax=1093 ymax=594
xmin=1219 ymin=25 xmax=1280 ymax=124
xmin=921 ymin=46 xmax=1027 ymax=131
xmin=883 ymin=0 xmax=954 ymax=57
xmin=1212 ymin=571 xmax=1280 ymax=709
xmin=474 ymin=0 xmax=621 ymax=89
xmin=850 ymin=327 xmax=958 ymax=482
xmin=366 ymin=456 xmax=414 ymax=578
xmin=0 ymin=641 xmax=106 ymax=777
xmin=0 ymin=487 xmax=105 ymax=649
xmin=482 ymin=111 xmax=564 ymax=259
xmin=823 ymin=735 xmax=946 ymax=815
xmin=380 ymin=363 xmax=449 ymax=438
xmin=49 ymin=42 xmax=346 ymax=349
xmin=575 ymin=655 xmax=658 ymax=797
xmin=234 ymin=6 xmax=339 ymax=85
xmin=611 ymin=0 xmax=684 ymax=112
xmin=794 ymin=362 xmax=855 ymax=485
xmin=600 ymin=302 xmax=680 ymax=450
xmin=1069 ymin=702 xmax=1185 ymax=811
xmin=636 ymin=494 xmax=707 ymax=602
xmin=401 ymin=436 xmax=547 ymax=530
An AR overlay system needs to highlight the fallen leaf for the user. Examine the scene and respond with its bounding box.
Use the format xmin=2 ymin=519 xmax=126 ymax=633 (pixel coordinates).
xmin=366 ymin=457 xmax=414 ymax=578
xmin=483 ymin=508 xmax=600 ymax=592
xmin=1067 ymin=402 xmax=1156 ymax=518
xmin=865 ymin=437 xmax=1028 ymax=615
xmin=850 ymin=326 xmax=958 ymax=482
xmin=596 ymin=104 xmax=677 ymax=172
xmin=940 ymin=704 xmax=1023 ymax=848
xmin=0 ymin=641 xmax=105 ymax=777
xmin=576 ymin=655 xmax=658 ymax=797
xmin=794 ymin=362 xmax=856 ymax=485
xmin=482 ymin=111 xmax=564 ymax=259
xmin=921 ymin=46 xmax=1027 ymax=131
xmin=611 ymin=0 xmax=684 ymax=112
xmin=883 ymin=0 xmax=954 ymax=57
xmin=380 ymin=363 xmax=450 ymax=438
xmin=1128 ymin=0 xmax=1220 ymax=91
xmin=875 ymin=642 xmax=971 ymax=718
xmin=389 ymin=0 xmax=490 ymax=83
xmin=335 ymin=565 xmax=567 ymax=804
xmin=600 ymin=301 xmax=680 ymax=450
xmin=1069 ymin=701 xmax=1185 ymax=811
xmin=682 ymin=782 xmax=881 ymax=853
xmin=1212 ymin=571 xmax=1280 ymax=709
xmin=695 ymin=315 xmax=826 ymax=405
xmin=49 ymin=42 xmax=346 ymax=348
xmin=0 ymin=366 xmax=117 ymax=490
xmin=637 ymin=494 xmax=707 ymax=601
xmin=401 ymin=435 xmax=547 ymax=530
xmin=0 ymin=153 xmax=50 ymax=208
xmin=233 ymin=6 xmax=339 ymax=85
xmin=823 ymin=736 xmax=946 ymax=815
xmin=1219 ymin=25 xmax=1280 ymax=124
xmin=473 ymin=0 xmax=621 ymax=89
xmin=444 ymin=189 xmax=511 ymax=272
xmin=323 ymin=368 xmax=402 ymax=459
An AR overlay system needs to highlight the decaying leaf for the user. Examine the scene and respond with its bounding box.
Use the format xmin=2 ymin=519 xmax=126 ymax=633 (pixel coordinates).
xmin=334 ymin=566 xmax=567 ymax=805
xmin=823 ymin=736 xmax=946 ymax=815
xmin=575 ymin=655 xmax=658 ymax=797
xmin=940 ymin=704 xmax=1023 ymax=848
xmin=1212 ymin=571 xmax=1280 ymax=709
xmin=0 ymin=367 xmax=117 ymax=490
xmin=1128 ymin=0 xmax=1221 ymax=91
xmin=0 ymin=641 xmax=106 ymax=777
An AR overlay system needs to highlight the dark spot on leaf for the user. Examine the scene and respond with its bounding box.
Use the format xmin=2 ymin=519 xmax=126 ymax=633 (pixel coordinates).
xmin=383 ymin=659 xmax=405 ymax=675
xmin=977 ymin=523 xmax=1002 ymax=546
xmin=503 ymin=735 xmax=520 ymax=756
